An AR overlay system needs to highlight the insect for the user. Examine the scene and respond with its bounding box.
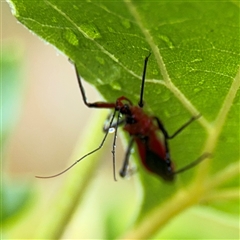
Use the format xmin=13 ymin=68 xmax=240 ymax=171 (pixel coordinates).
xmin=36 ymin=53 xmax=208 ymax=181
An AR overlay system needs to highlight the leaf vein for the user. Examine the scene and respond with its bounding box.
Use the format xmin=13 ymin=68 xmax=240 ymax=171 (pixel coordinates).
xmin=44 ymin=0 xmax=143 ymax=80
xmin=124 ymin=0 xmax=211 ymax=130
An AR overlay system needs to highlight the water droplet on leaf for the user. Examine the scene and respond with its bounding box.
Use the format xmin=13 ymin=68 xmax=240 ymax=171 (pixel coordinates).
xmin=158 ymin=35 xmax=174 ymax=49
xmin=121 ymin=19 xmax=131 ymax=29
xmin=80 ymin=23 xmax=101 ymax=39
xmin=194 ymin=87 xmax=202 ymax=93
xmin=64 ymin=30 xmax=79 ymax=46
xmin=96 ymin=57 xmax=105 ymax=65
xmin=110 ymin=82 xmax=122 ymax=91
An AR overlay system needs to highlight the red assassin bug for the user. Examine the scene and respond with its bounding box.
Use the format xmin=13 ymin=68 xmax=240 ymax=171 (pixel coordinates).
xmin=36 ymin=53 xmax=208 ymax=181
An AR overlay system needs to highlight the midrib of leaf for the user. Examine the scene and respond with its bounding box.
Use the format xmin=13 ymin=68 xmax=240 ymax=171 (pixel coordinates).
xmin=214 ymin=68 xmax=240 ymax=137
xmin=195 ymin=67 xmax=240 ymax=184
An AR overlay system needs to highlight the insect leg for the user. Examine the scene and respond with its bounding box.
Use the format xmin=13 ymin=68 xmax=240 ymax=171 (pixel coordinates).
xmin=74 ymin=63 xmax=116 ymax=109
xmin=138 ymin=53 xmax=151 ymax=108
xmin=154 ymin=114 xmax=201 ymax=140
xmin=174 ymin=152 xmax=211 ymax=175
xmin=154 ymin=115 xmax=201 ymax=163
xmin=119 ymin=137 xmax=135 ymax=178
xmin=154 ymin=116 xmax=210 ymax=174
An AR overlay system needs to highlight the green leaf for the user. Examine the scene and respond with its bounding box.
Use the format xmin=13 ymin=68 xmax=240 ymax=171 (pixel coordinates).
xmin=7 ymin=0 xmax=240 ymax=239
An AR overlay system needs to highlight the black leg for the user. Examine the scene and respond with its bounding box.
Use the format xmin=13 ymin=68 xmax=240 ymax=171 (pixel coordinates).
xmin=174 ymin=152 xmax=211 ymax=175
xmin=153 ymin=115 xmax=210 ymax=175
xmin=74 ymin=63 xmax=116 ymax=109
xmin=154 ymin=114 xmax=201 ymax=140
xmin=138 ymin=53 xmax=151 ymax=108
xmin=119 ymin=138 xmax=135 ymax=178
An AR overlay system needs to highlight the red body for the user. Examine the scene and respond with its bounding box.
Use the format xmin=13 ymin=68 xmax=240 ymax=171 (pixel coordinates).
xmin=115 ymin=96 xmax=175 ymax=181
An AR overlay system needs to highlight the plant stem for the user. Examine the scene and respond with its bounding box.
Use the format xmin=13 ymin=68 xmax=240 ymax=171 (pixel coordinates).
xmin=120 ymin=184 xmax=205 ymax=239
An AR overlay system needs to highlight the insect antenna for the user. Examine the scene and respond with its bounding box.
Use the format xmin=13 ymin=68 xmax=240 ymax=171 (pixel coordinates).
xmin=111 ymin=110 xmax=122 ymax=181
xmin=35 ymin=109 xmax=118 ymax=179
xmin=138 ymin=53 xmax=151 ymax=108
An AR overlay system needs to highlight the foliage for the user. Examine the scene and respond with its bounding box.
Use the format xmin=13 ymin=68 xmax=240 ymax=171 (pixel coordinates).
xmin=6 ymin=1 xmax=240 ymax=239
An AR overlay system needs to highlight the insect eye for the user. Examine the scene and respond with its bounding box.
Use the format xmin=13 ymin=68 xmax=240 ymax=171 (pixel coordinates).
xmin=120 ymin=104 xmax=131 ymax=115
